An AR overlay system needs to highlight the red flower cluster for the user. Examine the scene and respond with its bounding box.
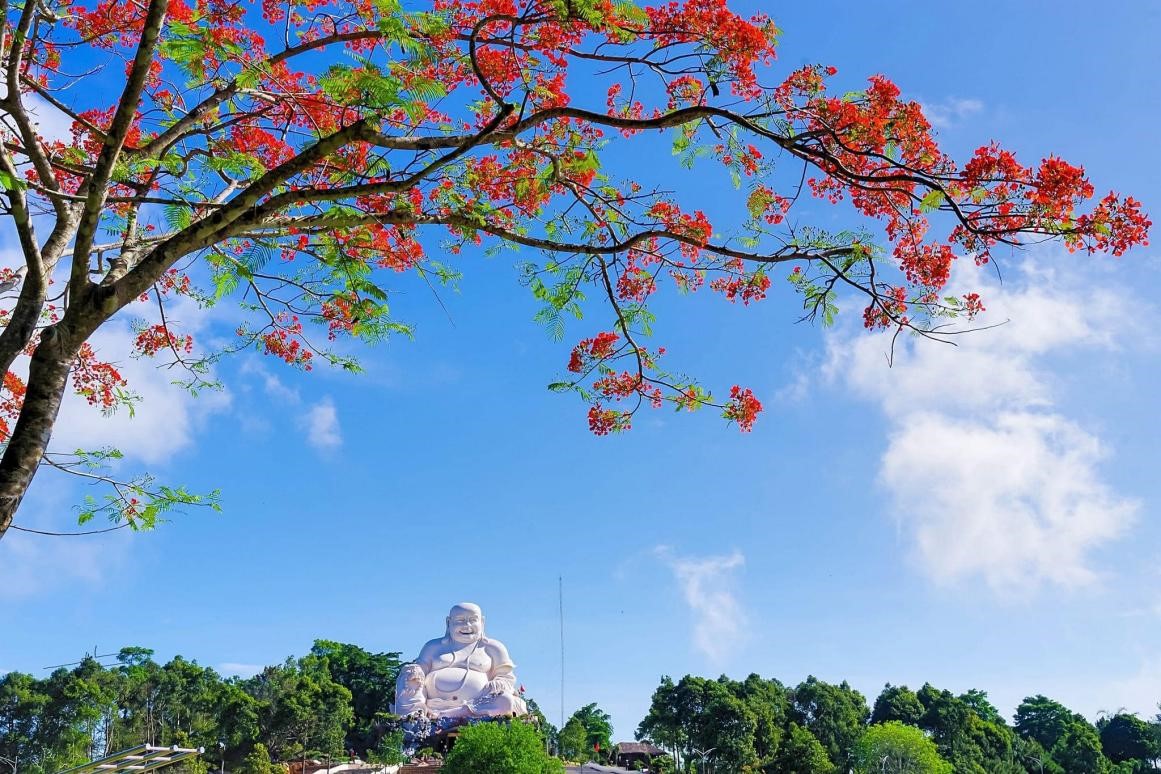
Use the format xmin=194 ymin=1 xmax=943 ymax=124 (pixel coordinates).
xmin=567 ymin=331 xmax=620 ymax=373
xmin=588 ymin=405 xmax=631 ymax=435
xmin=710 ymin=260 xmax=771 ymax=304
xmin=593 ymin=371 xmax=663 ymax=407
xmin=320 ymin=294 xmax=374 ymax=340
xmin=260 ymin=316 xmax=313 ymax=369
xmin=643 ymin=0 xmax=776 ymax=98
xmin=722 ymin=385 xmax=761 ymax=432
xmin=134 ymin=324 xmax=195 ymax=357
xmin=72 ymin=344 xmax=128 ymax=410
xmin=862 ymin=286 xmax=908 ymax=331
xmin=0 ymin=372 xmax=27 ymax=442
xmin=227 ymin=124 xmax=296 ymax=169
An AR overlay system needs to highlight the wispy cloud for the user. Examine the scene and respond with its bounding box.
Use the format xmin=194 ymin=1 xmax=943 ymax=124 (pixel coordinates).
xmin=820 ymin=261 xmax=1144 ymax=591
xmin=655 ymin=546 xmax=747 ymax=663
xmin=0 ymin=489 xmax=133 ymax=599
xmin=304 ymin=397 xmax=342 ymax=450
xmin=241 ymin=363 xmax=342 ymax=452
xmin=254 ymin=365 xmax=300 ymax=403
xmin=26 ymin=93 xmax=74 ymax=145
xmin=54 ymin=318 xmax=231 ymax=466
xmin=920 ymin=96 xmax=984 ymax=128
xmin=218 ymin=662 xmax=263 ymax=678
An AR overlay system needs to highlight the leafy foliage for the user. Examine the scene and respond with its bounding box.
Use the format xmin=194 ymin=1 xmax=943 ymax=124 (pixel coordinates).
xmin=774 ymin=722 xmax=834 ymax=774
xmin=442 ymin=720 xmax=565 ymax=774
xmin=852 ymin=721 xmax=952 ymax=774
xmin=871 ymin=684 xmax=926 ymax=727
xmin=0 ymin=0 xmax=1150 ymax=537
xmin=558 ymin=717 xmax=589 ymax=761
xmin=1099 ymin=713 xmax=1161 ymax=765
xmin=635 ymin=676 xmax=1161 ymax=774
xmin=790 ymin=676 xmax=869 ymax=771
xmin=567 ymin=703 xmax=615 ymax=762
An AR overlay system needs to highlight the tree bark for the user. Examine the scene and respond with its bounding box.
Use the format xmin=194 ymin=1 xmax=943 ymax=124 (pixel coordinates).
xmin=0 ymin=325 xmax=80 ymax=539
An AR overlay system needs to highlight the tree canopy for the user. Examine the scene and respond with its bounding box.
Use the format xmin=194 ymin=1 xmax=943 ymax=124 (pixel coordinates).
xmin=852 ymin=721 xmax=951 ymax=774
xmin=0 ymin=641 xmax=394 ymax=773
xmin=635 ymin=675 xmax=1161 ymax=774
xmin=441 ymin=720 xmax=564 ymax=774
xmin=0 ymin=0 xmax=1150 ymax=538
xmin=6 ymin=648 xmax=1161 ymax=774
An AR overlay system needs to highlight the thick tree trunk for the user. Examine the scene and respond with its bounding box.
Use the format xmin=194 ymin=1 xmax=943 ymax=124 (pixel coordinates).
xmin=0 ymin=325 xmax=79 ymax=540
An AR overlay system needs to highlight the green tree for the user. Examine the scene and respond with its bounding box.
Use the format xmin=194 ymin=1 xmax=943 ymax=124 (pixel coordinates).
xmin=775 ymin=722 xmax=834 ymax=774
xmin=0 ymin=671 xmax=52 ymax=774
xmin=307 ymin=640 xmax=401 ymax=755
xmin=212 ymin=681 xmax=263 ymax=767
xmin=871 ymin=685 xmax=926 ymax=727
xmin=731 ymin=674 xmax=791 ymax=767
xmin=1050 ymin=720 xmax=1110 ymax=774
xmin=369 ymin=729 xmax=405 ymax=765
xmin=791 ymin=676 xmax=869 ymax=771
xmin=245 ymin=659 xmax=353 ymax=760
xmin=638 ymin=676 xmax=684 ymax=765
xmin=442 ymin=721 xmax=564 ymax=774
xmin=638 ymin=674 xmax=765 ymax=772
xmin=1015 ymin=696 xmax=1077 ymax=753
xmin=559 ymin=717 xmax=588 ymax=761
xmin=915 ymin=684 xmax=1026 ymax=774
xmin=1013 ymin=737 xmax=1064 ymax=774
xmin=959 ymin=690 xmax=1004 ymax=726
xmin=236 ymin=743 xmax=277 ymax=774
xmin=568 ymin=703 xmax=614 ymax=762
xmin=524 ymin=697 xmax=558 ymax=754
xmin=852 ymin=721 xmax=952 ymax=774
xmin=1098 ymin=714 xmax=1160 ymax=766
xmin=693 ymin=681 xmax=758 ymax=772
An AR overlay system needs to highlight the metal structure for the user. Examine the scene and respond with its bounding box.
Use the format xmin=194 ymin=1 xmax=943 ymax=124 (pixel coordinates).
xmin=56 ymin=745 xmax=204 ymax=774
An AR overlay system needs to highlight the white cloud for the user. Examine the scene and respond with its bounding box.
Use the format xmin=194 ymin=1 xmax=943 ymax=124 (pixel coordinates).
xmin=822 ymin=261 xmax=1142 ymax=590
xmin=1105 ymin=656 xmax=1161 ymax=719
xmin=0 ymin=529 xmax=130 ymax=599
xmin=240 ymin=363 xmax=343 ymax=451
xmin=243 ymin=360 xmax=300 ymax=403
xmin=0 ymin=308 xmax=228 ymax=598
xmin=53 ymin=319 xmax=231 ymax=466
xmin=25 ymin=93 xmax=74 ymax=146
xmin=0 ymin=488 xmax=133 ymax=599
xmin=303 ymin=397 xmax=342 ymax=450
xmin=218 ymin=662 xmax=263 ymax=678
xmin=881 ymin=411 xmax=1135 ymax=588
xmin=920 ymin=97 xmax=984 ymax=129
xmin=655 ymin=546 xmax=747 ymax=664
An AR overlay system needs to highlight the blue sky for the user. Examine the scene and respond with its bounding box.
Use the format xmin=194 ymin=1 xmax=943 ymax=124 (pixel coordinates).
xmin=2 ymin=0 xmax=1160 ymax=743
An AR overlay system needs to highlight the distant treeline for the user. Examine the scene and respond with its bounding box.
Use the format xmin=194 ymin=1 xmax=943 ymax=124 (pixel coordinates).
xmin=3 ymin=645 xmax=1158 ymax=773
xmin=635 ymin=673 xmax=1161 ymax=773
xmin=0 ymin=642 xmax=407 ymax=773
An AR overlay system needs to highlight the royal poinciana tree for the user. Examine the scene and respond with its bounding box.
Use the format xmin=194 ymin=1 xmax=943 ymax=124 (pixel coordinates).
xmin=0 ymin=0 xmax=1150 ymax=539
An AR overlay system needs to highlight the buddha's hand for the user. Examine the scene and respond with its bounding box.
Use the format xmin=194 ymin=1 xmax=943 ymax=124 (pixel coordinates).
xmin=486 ymin=679 xmax=513 ymax=695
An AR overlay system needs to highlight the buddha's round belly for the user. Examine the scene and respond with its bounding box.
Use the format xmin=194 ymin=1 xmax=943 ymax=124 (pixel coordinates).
xmin=428 ymin=668 xmax=488 ymax=698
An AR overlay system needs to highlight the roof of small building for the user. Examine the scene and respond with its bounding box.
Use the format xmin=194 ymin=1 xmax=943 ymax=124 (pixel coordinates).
xmin=614 ymin=741 xmax=667 ymax=756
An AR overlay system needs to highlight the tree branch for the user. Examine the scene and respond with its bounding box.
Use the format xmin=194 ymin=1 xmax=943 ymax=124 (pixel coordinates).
xmin=67 ymin=0 xmax=170 ymax=300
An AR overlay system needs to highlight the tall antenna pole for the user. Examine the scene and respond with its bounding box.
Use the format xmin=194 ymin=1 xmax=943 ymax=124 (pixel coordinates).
xmin=559 ymin=574 xmax=565 ymax=731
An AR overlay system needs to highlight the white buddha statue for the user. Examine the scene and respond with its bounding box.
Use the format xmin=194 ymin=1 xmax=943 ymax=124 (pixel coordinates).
xmin=396 ymin=602 xmax=528 ymax=720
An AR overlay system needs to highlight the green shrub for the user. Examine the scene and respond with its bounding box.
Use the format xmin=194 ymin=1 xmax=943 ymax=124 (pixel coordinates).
xmin=442 ymin=720 xmax=565 ymax=774
xmin=236 ymin=743 xmax=276 ymax=774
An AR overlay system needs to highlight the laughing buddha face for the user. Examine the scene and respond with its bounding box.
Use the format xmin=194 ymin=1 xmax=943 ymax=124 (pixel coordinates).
xmin=446 ymin=603 xmax=484 ymax=645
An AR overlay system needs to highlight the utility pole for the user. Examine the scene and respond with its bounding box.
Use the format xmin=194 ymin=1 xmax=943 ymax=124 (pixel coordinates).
xmin=559 ymin=574 xmax=565 ymax=733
